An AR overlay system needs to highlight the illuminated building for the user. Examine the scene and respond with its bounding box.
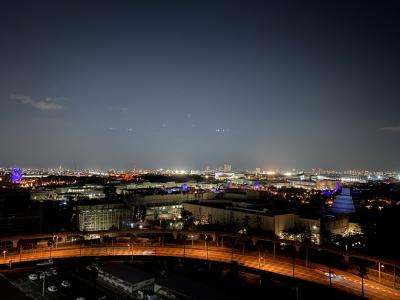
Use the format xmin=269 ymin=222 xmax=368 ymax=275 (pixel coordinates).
xmin=78 ymin=203 xmax=133 ymax=231
xmin=183 ymin=201 xmax=295 ymax=236
xmin=315 ymin=180 xmax=340 ymax=191
xmin=223 ymin=164 xmax=232 ymax=173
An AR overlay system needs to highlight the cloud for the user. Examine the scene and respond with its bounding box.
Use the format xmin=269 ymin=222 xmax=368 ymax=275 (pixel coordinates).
xmin=11 ymin=95 xmax=64 ymax=111
xmin=379 ymin=126 xmax=400 ymax=132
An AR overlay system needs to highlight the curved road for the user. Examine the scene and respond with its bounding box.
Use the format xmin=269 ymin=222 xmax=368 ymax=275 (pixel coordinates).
xmin=1 ymin=244 xmax=399 ymax=300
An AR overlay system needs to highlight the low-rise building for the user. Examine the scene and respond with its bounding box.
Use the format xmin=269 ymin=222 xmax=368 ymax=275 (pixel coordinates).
xmin=97 ymin=264 xmax=155 ymax=297
xmin=31 ymin=184 xmax=105 ymax=201
xmin=78 ymin=203 xmax=133 ymax=231
xmin=184 ymin=198 xmax=361 ymax=245
xmin=183 ymin=200 xmax=295 ymax=236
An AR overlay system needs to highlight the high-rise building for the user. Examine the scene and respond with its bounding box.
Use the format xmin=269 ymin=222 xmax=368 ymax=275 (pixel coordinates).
xmin=223 ymin=164 xmax=232 ymax=173
xmin=255 ymin=168 xmax=261 ymax=175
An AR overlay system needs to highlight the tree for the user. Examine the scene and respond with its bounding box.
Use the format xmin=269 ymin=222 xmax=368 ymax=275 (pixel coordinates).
xmin=181 ymin=210 xmax=194 ymax=228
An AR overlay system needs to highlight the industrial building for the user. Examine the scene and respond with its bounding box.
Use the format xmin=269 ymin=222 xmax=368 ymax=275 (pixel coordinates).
xmin=78 ymin=203 xmax=133 ymax=232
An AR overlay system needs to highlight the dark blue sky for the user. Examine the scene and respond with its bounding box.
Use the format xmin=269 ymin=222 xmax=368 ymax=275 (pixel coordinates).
xmin=1 ymin=0 xmax=400 ymax=170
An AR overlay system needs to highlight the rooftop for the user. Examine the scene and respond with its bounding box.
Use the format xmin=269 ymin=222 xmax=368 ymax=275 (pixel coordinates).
xmin=101 ymin=264 xmax=154 ymax=284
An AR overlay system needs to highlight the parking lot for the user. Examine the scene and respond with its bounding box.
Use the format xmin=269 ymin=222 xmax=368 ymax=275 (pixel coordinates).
xmin=1 ymin=260 xmax=107 ymax=300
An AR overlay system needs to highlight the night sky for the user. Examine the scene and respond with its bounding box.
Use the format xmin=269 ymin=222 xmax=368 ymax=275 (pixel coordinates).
xmin=1 ymin=0 xmax=400 ymax=170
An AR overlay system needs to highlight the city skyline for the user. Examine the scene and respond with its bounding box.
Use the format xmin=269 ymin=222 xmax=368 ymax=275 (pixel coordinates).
xmin=1 ymin=0 xmax=400 ymax=170
xmin=1 ymin=165 xmax=400 ymax=177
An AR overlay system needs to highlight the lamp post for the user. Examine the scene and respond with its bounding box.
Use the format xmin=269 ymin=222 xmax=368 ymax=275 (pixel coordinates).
xmin=188 ymin=235 xmax=194 ymax=248
xmin=273 ymin=242 xmax=276 ymax=260
xmin=3 ymin=250 xmax=6 ymax=260
xmin=305 ymin=247 xmax=309 ymax=268
xmin=128 ymin=243 xmax=133 ymax=261
xmin=378 ymin=262 xmax=381 ymax=282
xmin=292 ymin=247 xmax=295 ymax=278
xmin=183 ymin=237 xmax=186 ymax=258
xmin=42 ymin=272 xmax=46 ymax=296
xmin=204 ymin=235 xmax=208 ymax=261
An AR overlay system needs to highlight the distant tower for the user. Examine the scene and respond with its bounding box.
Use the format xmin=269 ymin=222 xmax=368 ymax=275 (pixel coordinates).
xmin=11 ymin=167 xmax=23 ymax=184
xmin=330 ymin=188 xmax=356 ymax=214
xmin=255 ymin=168 xmax=261 ymax=175
xmin=223 ymin=164 xmax=232 ymax=173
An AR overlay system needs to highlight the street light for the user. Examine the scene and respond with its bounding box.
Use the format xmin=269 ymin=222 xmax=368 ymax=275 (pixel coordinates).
xmin=183 ymin=236 xmax=186 ymax=257
xmin=3 ymin=249 xmax=6 ymax=260
xmin=378 ymin=263 xmax=385 ymax=282
xmin=42 ymin=272 xmax=46 ymax=296
xmin=128 ymin=243 xmax=133 ymax=261
xmin=204 ymin=235 xmax=208 ymax=261
xmin=258 ymin=249 xmax=264 ymax=269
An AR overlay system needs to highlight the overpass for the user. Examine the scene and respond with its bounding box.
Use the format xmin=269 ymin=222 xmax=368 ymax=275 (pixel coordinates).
xmin=0 ymin=229 xmax=398 ymax=267
xmin=1 ymin=243 xmax=399 ymax=300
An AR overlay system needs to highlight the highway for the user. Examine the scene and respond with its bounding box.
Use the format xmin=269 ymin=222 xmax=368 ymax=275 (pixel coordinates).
xmin=1 ymin=244 xmax=399 ymax=300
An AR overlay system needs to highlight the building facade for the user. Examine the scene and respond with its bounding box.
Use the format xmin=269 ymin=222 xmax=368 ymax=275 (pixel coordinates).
xmin=78 ymin=203 xmax=133 ymax=231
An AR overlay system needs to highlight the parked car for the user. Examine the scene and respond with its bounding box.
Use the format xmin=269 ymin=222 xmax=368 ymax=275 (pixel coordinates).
xmin=47 ymin=285 xmax=58 ymax=292
xmin=61 ymin=280 xmax=71 ymax=288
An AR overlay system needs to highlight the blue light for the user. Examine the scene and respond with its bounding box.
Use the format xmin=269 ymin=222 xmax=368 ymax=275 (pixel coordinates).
xmin=332 ymin=181 xmax=341 ymax=194
xmin=322 ymin=190 xmax=331 ymax=196
xmin=181 ymin=184 xmax=188 ymax=192
xmin=11 ymin=167 xmax=23 ymax=184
